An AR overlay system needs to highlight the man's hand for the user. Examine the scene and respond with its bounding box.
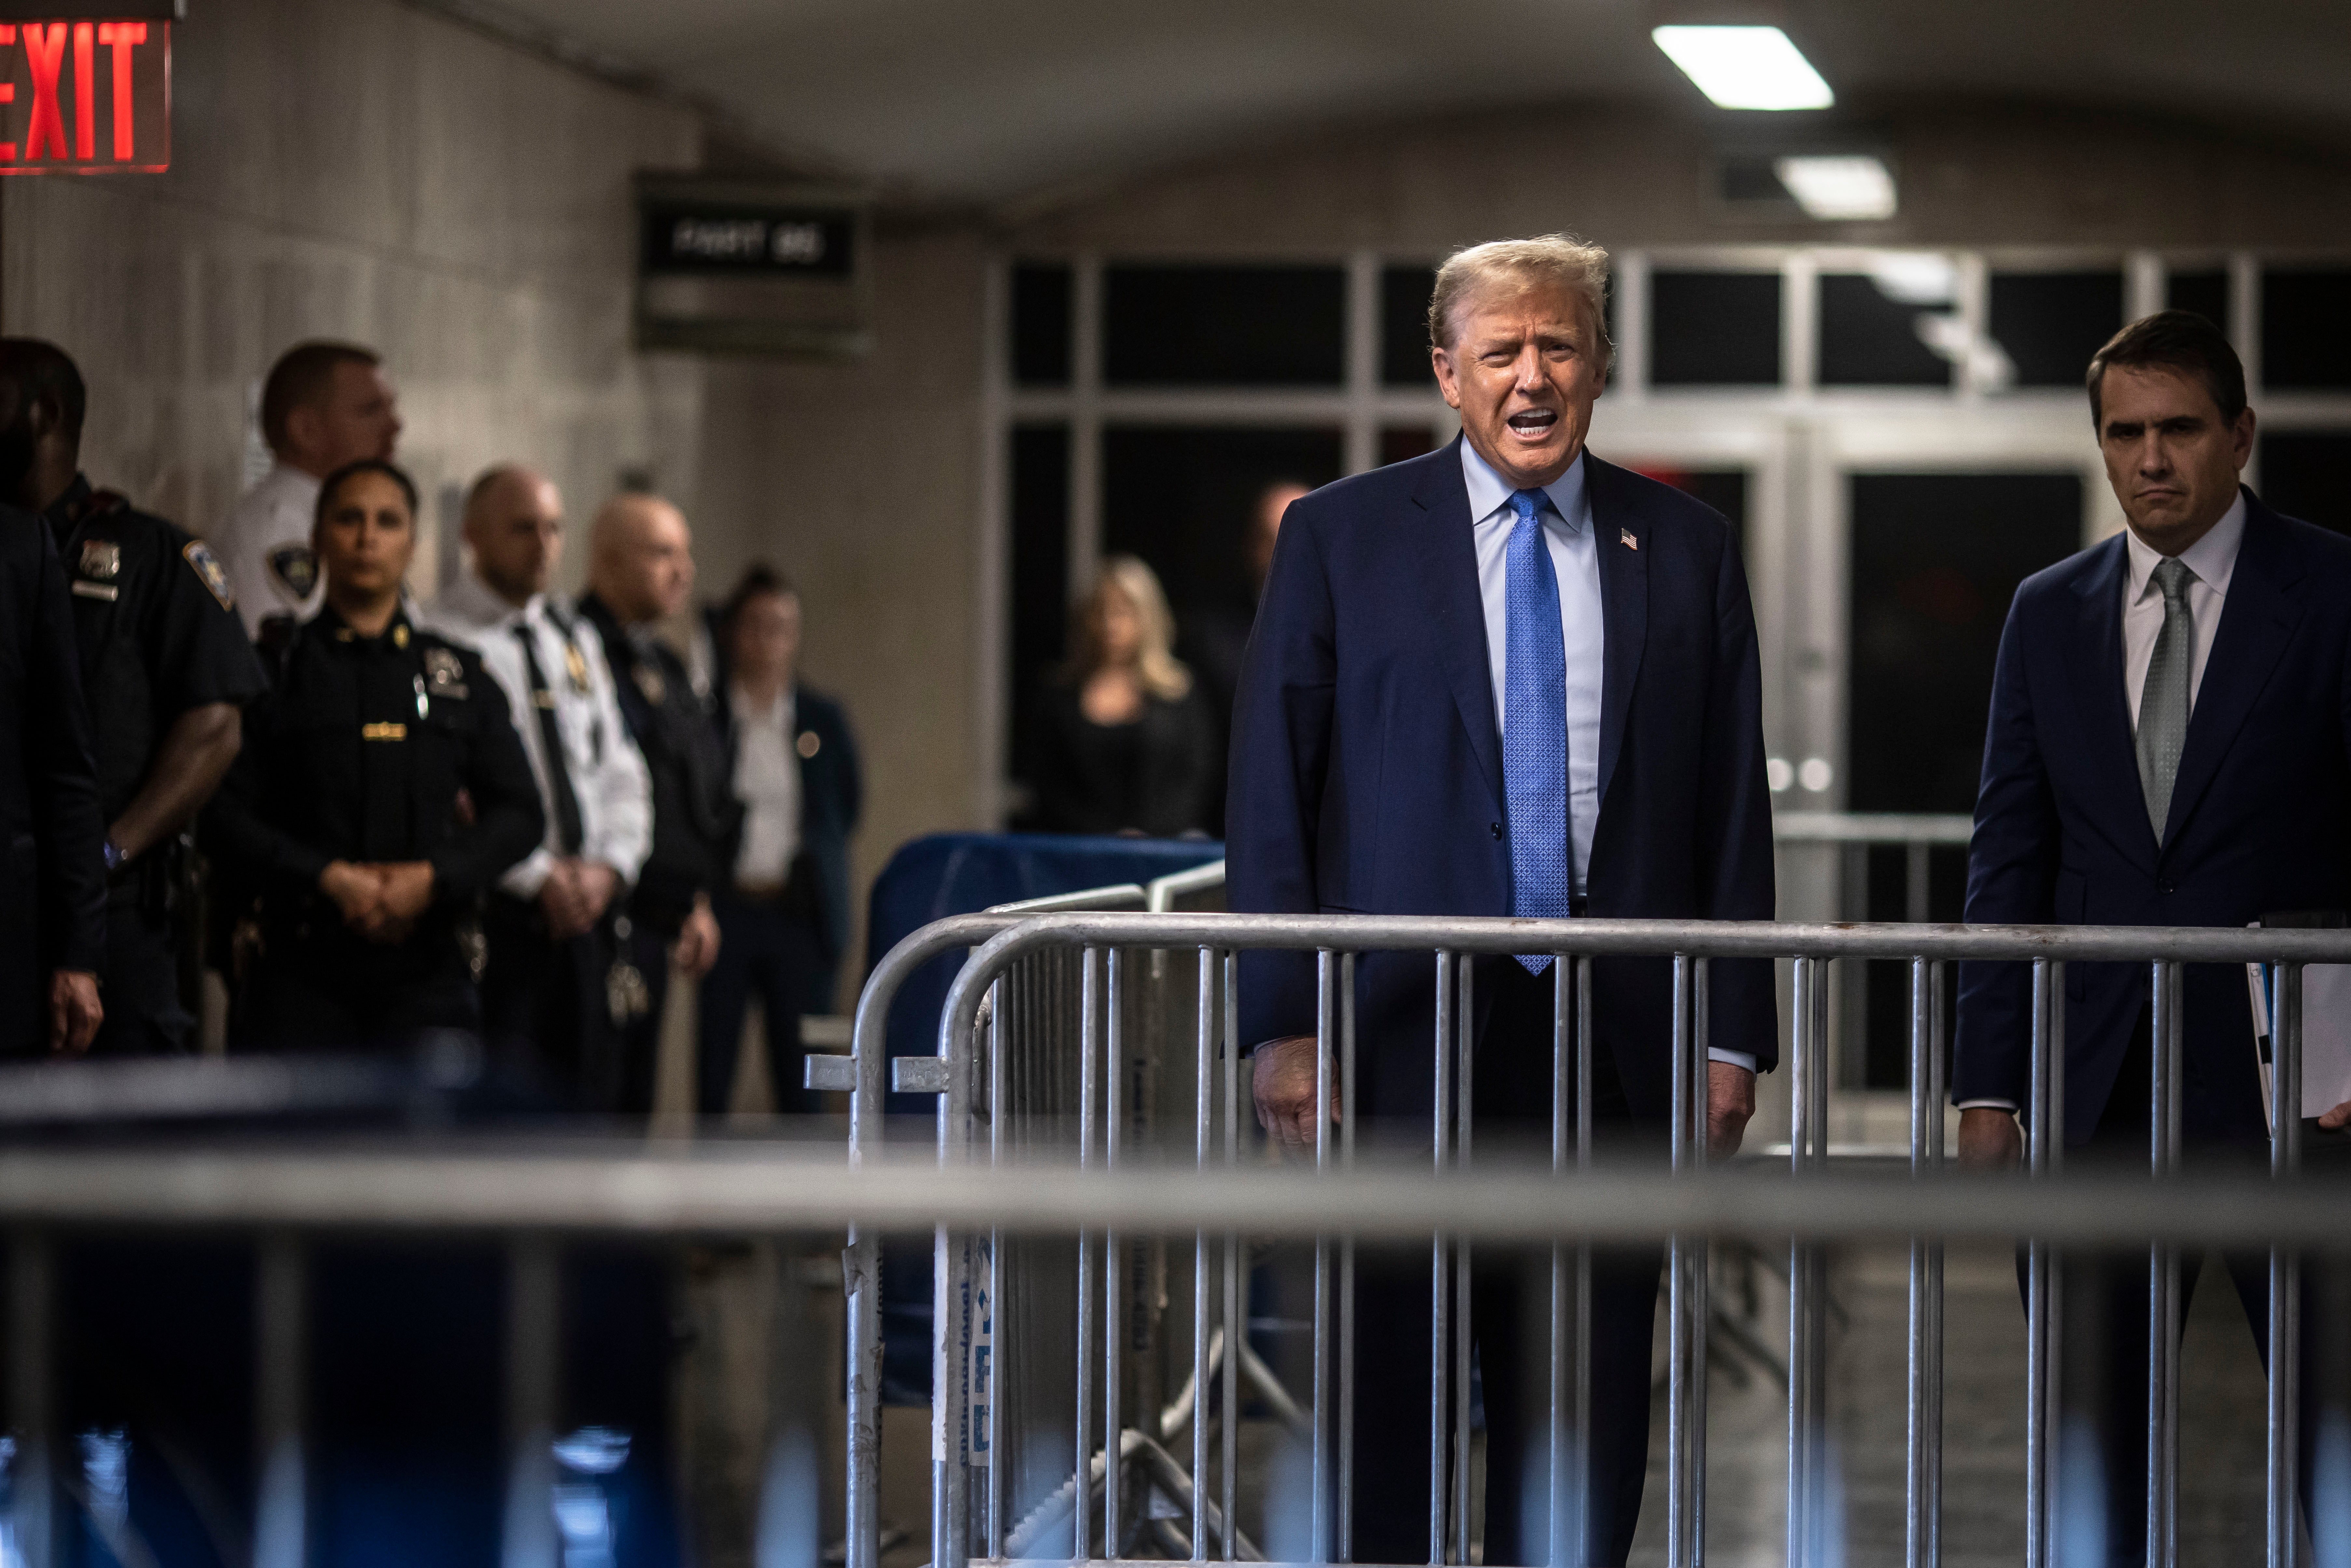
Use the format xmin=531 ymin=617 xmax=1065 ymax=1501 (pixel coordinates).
xmin=539 ymin=860 xmax=588 ymax=939
xmin=1707 ymin=1062 xmax=1755 ymax=1159
xmin=48 ymin=970 xmax=102 ymax=1054
xmin=320 ymin=860 xmax=385 ymax=927
xmin=1251 ymin=1035 xmax=1328 ymax=1152
xmin=1958 ymin=1106 xmax=2024 ymax=1171
xmin=672 ymin=895 xmax=721 ymax=979
xmin=573 ymin=861 xmax=620 ymax=928
xmin=2321 ymin=1100 xmax=2351 ymax=1132
xmin=374 ymin=862 xmax=435 ymax=925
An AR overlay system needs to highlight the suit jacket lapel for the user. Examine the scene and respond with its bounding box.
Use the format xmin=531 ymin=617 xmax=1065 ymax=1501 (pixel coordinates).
xmin=2066 ymin=536 xmax=2152 ymax=870
xmin=1410 ymin=438 xmax=1504 ymax=812
xmin=2161 ymin=493 xmax=2303 ymax=848
xmin=1584 ymin=455 xmax=1647 ymax=812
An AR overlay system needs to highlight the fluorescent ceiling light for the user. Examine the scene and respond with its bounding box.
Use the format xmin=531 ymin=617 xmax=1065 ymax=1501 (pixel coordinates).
xmin=1653 ymin=25 xmax=1835 ymax=111
xmin=1866 ymin=252 xmax=1954 ymax=304
xmin=1774 ymin=154 xmax=1897 ymax=220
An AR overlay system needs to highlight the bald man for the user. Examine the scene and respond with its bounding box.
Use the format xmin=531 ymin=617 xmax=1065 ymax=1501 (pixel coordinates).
xmin=579 ymin=493 xmax=731 ymax=1115
xmin=420 ymin=467 xmax=651 ymax=1098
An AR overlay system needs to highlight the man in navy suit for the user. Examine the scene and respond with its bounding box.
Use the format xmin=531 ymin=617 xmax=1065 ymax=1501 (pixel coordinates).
xmin=1228 ymin=235 xmax=1777 ymax=1566
xmin=1955 ymin=310 xmax=2351 ymax=1561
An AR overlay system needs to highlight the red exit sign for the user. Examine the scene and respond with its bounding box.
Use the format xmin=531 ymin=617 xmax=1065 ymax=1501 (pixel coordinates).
xmin=0 ymin=2 xmax=170 ymax=173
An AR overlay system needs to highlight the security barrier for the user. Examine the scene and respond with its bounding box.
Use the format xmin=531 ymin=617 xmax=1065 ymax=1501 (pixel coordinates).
xmin=837 ymin=908 xmax=2351 ymax=1568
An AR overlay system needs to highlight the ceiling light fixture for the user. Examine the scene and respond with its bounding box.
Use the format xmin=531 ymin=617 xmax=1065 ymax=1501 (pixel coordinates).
xmin=1652 ymin=25 xmax=1835 ymax=112
xmin=1774 ymin=154 xmax=1897 ymax=220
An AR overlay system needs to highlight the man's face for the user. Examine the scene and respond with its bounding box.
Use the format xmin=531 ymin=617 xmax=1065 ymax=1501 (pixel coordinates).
xmin=316 ymin=471 xmax=416 ymax=599
xmin=1431 ymin=280 xmax=1607 ymax=491
xmin=294 ymin=361 xmax=402 ymax=472
xmin=613 ymin=504 xmax=696 ymax=623
xmin=2096 ymin=364 xmax=2254 ymax=555
xmin=467 ymin=475 xmax=564 ymax=605
xmin=730 ymin=589 xmax=801 ymax=687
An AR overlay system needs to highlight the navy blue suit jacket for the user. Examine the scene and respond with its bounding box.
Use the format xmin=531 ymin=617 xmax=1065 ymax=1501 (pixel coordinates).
xmin=1955 ymin=490 xmax=2351 ymax=1145
xmin=1226 ymin=439 xmax=1778 ymax=1120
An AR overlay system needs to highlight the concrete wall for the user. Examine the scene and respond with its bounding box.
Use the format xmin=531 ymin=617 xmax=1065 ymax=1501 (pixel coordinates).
xmin=0 ymin=0 xmax=707 ymax=592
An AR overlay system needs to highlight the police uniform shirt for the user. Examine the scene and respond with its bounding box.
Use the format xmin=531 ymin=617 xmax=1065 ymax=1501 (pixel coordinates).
xmin=577 ymin=591 xmax=735 ymax=938
xmin=200 ymin=606 xmax=543 ymax=964
xmin=43 ymin=475 xmax=268 ymax=829
xmin=210 ymin=463 xmax=322 ymax=637
xmin=422 ymin=573 xmax=652 ymax=899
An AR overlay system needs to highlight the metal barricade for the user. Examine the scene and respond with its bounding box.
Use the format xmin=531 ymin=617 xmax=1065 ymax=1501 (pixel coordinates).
xmin=839 ymin=910 xmax=2351 ymax=1568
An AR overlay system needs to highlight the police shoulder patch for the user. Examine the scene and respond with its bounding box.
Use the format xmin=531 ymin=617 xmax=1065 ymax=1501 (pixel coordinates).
xmin=266 ymin=544 xmax=318 ymax=605
xmin=183 ymin=541 xmax=235 ymax=611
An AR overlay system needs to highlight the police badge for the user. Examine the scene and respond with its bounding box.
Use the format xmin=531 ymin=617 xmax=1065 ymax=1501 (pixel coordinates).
xmin=266 ymin=543 xmax=319 ymax=605
xmin=79 ymin=540 xmax=120 ymax=580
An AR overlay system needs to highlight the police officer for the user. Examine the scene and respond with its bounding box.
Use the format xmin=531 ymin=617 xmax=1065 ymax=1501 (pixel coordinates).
xmin=202 ymin=459 xmax=542 ymax=1047
xmin=580 ymin=492 xmax=731 ymax=1112
xmin=0 ymin=339 xmax=265 ymax=1053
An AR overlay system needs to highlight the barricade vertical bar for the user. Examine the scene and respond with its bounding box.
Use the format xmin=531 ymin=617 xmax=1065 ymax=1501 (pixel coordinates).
xmin=936 ymin=960 xmax=983 ymax=1568
xmin=1431 ymin=950 xmax=1454 ymax=1567
xmin=1928 ymin=960 xmax=1947 ymax=1567
xmin=1222 ymin=950 xmax=1241 ymax=1563
xmin=8 ymin=1230 xmax=54 ymax=1568
xmin=1452 ymin=955 xmax=1476 ymax=1568
xmin=1340 ymin=950 xmax=1359 ymax=1564
xmin=1692 ymin=957 xmax=1711 ymax=1561
xmin=501 ymin=1235 xmax=561 ymax=1568
xmin=2150 ymin=960 xmax=2182 ymax=1568
xmin=1574 ymin=956 xmax=1595 ymax=1567
xmin=1314 ymin=950 xmax=1337 ymax=1565
xmin=1549 ymin=956 xmax=1570 ymax=1568
xmin=988 ymin=976 xmax=1008 ymax=1562
xmin=254 ymin=1233 xmax=308 ymax=1568
xmin=1106 ymin=948 xmax=1126 ymax=1561
xmin=1076 ymin=945 xmax=1101 ymax=1564
xmin=1786 ymin=957 xmax=1815 ymax=1568
xmin=2025 ymin=958 xmax=2061 ymax=1568
xmin=1195 ymin=948 xmax=1215 ymax=1564
xmin=2268 ymin=961 xmax=2304 ymax=1568
xmin=1668 ymin=954 xmax=1695 ymax=1568
xmin=1905 ymin=956 xmax=1942 ymax=1568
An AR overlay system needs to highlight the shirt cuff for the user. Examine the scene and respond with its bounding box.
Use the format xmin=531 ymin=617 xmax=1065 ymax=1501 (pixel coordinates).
xmin=499 ymin=848 xmax=554 ymax=901
xmin=1706 ymin=1048 xmax=1756 ymax=1072
xmin=1955 ymin=1099 xmax=2018 ymax=1112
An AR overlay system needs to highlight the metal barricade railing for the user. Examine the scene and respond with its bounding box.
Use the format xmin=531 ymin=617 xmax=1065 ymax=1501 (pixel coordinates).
xmin=837 ymin=910 xmax=2351 ymax=1568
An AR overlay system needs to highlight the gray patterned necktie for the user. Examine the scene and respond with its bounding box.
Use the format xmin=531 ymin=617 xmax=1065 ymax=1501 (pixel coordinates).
xmin=2136 ymin=557 xmax=2193 ymax=839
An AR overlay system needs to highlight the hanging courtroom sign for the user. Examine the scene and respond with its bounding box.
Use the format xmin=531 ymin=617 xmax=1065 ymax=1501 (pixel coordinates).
xmin=0 ymin=0 xmax=175 ymax=174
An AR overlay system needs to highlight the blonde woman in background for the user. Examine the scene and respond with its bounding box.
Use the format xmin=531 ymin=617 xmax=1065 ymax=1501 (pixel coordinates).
xmin=1027 ymin=554 xmax=1216 ymax=837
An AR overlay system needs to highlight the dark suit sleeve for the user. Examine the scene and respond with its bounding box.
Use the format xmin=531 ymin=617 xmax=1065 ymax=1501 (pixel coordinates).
xmin=1696 ymin=522 xmax=1780 ymax=1068
xmin=1226 ymin=499 xmax=1334 ymax=1047
xmin=428 ymin=656 xmax=545 ymax=902
xmin=28 ymin=524 xmax=106 ymax=973
xmin=1952 ymin=596 xmax=2059 ymax=1108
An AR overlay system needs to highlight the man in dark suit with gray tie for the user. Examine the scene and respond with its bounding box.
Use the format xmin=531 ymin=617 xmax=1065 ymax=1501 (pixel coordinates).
xmin=1955 ymin=310 xmax=2351 ymax=1562
xmin=1229 ymin=234 xmax=1777 ymax=1566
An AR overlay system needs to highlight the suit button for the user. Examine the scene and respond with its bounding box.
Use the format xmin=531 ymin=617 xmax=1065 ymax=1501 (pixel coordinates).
xmin=2158 ymin=880 xmax=2176 ymax=895
xmin=1491 ymin=823 xmax=1503 ymax=840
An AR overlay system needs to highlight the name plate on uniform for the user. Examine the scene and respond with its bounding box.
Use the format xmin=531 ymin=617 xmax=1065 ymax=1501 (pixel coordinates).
xmin=634 ymin=173 xmax=872 ymax=358
xmin=0 ymin=0 xmax=175 ymax=175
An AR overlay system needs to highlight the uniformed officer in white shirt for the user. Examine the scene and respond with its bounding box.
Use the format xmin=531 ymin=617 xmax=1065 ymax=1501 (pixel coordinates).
xmin=210 ymin=341 xmax=401 ymax=638
xmin=422 ymin=464 xmax=653 ymax=1100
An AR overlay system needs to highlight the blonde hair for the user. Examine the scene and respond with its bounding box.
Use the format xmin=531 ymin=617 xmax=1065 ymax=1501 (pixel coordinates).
xmin=1427 ymin=233 xmax=1613 ymax=370
xmin=1068 ymin=554 xmax=1192 ymax=702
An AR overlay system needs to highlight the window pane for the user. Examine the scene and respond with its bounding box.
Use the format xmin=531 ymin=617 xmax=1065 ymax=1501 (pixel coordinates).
xmin=1007 ymin=424 xmax=1071 ymax=799
xmin=2166 ymin=268 xmax=2230 ymax=333
xmin=2261 ymin=269 xmax=2351 ymax=391
xmin=2258 ymin=432 xmax=2351 ymax=536
xmin=1818 ymin=273 xmax=1952 ymax=388
xmin=1987 ymin=270 xmax=2123 ymax=388
xmin=1011 ymin=264 xmax=1073 ymax=387
xmin=1649 ymin=271 xmax=1782 ymax=387
xmin=1382 ymin=265 xmax=1437 ymax=387
xmin=1630 ymin=466 xmax=1750 ymax=557
xmin=1102 ymin=266 xmax=1345 ymax=386
xmin=1381 ymin=425 xmax=1440 ymax=466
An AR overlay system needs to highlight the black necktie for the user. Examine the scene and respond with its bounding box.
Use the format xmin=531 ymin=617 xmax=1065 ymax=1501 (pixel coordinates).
xmin=513 ymin=622 xmax=584 ymax=856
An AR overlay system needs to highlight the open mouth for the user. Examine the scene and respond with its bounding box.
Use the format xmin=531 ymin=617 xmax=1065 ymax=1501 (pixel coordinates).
xmin=1506 ymin=408 xmax=1559 ymax=441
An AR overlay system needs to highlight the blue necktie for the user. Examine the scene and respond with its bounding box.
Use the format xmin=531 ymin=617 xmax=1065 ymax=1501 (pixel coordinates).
xmin=1503 ymin=488 xmax=1571 ymax=972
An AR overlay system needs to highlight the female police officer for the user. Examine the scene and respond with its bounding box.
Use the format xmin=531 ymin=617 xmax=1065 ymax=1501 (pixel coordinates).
xmin=204 ymin=459 xmax=542 ymax=1047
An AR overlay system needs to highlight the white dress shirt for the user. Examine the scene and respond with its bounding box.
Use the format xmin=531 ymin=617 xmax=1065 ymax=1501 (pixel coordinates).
xmin=2123 ymin=492 xmax=2245 ymax=731
xmin=730 ymin=685 xmax=802 ymax=886
xmin=209 ymin=463 xmax=322 ymax=637
xmin=1460 ymin=442 xmax=1755 ymax=1072
xmin=1958 ymin=494 xmax=2249 ymax=1113
xmin=422 ymin=573 xmax=652 ymax=900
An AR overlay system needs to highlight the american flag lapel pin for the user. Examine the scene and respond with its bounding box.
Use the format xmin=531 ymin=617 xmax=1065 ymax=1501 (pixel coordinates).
xmin=1620 ymin=527 xmax=1639 ymax=550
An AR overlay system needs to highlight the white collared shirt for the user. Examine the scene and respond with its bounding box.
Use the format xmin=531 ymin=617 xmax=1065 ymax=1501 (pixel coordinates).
xmin=422 ymin=572 xmax=652 ymax=899
xmin=731 ymin=684 xmax=802 ymax=885
xmin=1460 ymin=441 xmax=1605 ymax=897
xmin=209 ymin=463 xmax=322 ymax=637
xmin=2122 ymin=492 xmax=2246 ymax=731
